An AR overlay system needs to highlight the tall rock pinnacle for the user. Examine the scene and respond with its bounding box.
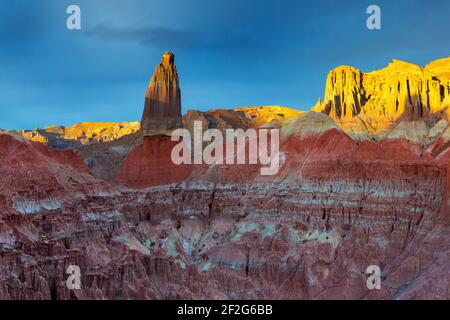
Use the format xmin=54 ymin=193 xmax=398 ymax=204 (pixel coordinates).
xmin=141 ymin=52 xmax=182 ymax=136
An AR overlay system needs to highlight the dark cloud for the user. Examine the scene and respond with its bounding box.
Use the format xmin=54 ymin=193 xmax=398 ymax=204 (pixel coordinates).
xmin=84 ymin=24 xmax=191 ymax=48
xmin=83 ymin=23 xmax=261 ymax=51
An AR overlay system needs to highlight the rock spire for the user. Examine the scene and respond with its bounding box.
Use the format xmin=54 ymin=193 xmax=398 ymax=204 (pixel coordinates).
xmin=141 ymin=52 xmax=182 ymax=136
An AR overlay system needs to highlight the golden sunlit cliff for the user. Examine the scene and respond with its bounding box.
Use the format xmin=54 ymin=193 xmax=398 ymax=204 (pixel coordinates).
xmin=20 ymin=122 xmax=140 ymax=146
xmin=235 ymin=106 xmax=304 ymax=127
xmin=312 ymin=57 xmax=450 ymax=139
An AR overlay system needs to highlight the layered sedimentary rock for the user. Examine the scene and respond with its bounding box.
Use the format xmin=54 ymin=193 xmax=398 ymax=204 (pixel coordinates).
xmin=1 ymin=55 xmax=450 ymax=300
xmin=115 ymin=135 xmax=192 ymax=188
xmin=312 ymin=58 xmax=450 ymax=139
xmin=117 ymin=52 xmax=187 ymax=187
xmin=17 ymin=122 xmax=141 ymax=181
xmin=141 ymin=52 xmax=182 ymax=136
xmin=0 ymin=123 xmax=448 ymax=300
xmin=20 ymin=122 xmax=140 ymax=147
xmin=0 ymin=133 xmax=99 ymax=216
xmin=15 ymin=106 xmax=301 ymax=182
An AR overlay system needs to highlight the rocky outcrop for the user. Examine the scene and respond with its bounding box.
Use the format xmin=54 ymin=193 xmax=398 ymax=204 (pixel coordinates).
xmin=17 ymin=123 xmax=141 ymax=181
xmin=114 ymin=135 xmax=193 ymax=188
xmin=425 ymin=56 xmax=450 ymax=80
xmin=77 ymin=132 xmax=141 ymax=181
xmin=2 ymin=54 xmax=450 ymax=300
xmin=236 ymin=106 xmax=304 ymax=128
xmin=312 ymin=58 xmax=450 ymax=139
xmin=0 ymin=133 xmax=100 ymax=216
xmin=15 ymin=106 xmax=301 ymax=182
xmin=20 ymin=122 xmax=140 ymax=147
xmin=0 ymin=127 xmax=448 ymax=300
xmin=141 ymin=52 xmax=182 ymax=136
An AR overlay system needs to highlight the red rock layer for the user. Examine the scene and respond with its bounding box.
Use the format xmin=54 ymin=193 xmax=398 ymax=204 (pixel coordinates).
xmin=1 ymin=173 xmax=446 ymax=299
xmin=115 ymin=135 xmax=192 ymax=188
xmin=0 ymin=128 xmax=449 ymax=299
xmin=0 ymin=134 xmax=97 ymax=202
xmin=435 ymin=147 xmax=450 ymax=217
xmin=0 ymin=126 xmax=448 ymax=300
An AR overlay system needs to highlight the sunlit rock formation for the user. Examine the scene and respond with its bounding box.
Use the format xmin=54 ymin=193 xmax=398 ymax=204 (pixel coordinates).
xmin=19 ymin=122 xmax=140 ymax=147
xmin=15 ymin=106 xmax=301 ymax=182
xmin=312 ymin=57 xmax=450 ymax=139
xmin=141 ymin=51 xmax=182 ymax=136
xmin=1 ymin=55 xmax=449 ymax=300
xmin=17 ymin=122 xmax=141 ymax=181
xmin=235 ymin=106 xmax=304 ymax=128
xmin=116 ymin=52 xmax=190 ymax=187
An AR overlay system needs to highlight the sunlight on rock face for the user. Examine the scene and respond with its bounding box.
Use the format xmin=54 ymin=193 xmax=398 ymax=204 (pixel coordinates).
xmin=312 ymin=57 xmax=450 ymax=140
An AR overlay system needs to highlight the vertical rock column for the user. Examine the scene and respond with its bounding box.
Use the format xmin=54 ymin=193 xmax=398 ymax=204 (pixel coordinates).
xmin=141 ymin=51 xmax=182 ymax=136
xmin=116 ymin=52 xmax=191 ymax=187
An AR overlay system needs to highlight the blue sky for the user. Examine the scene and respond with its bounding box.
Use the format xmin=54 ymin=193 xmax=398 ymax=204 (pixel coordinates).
xmin=1 ymin=0 xmax=449 ymax=129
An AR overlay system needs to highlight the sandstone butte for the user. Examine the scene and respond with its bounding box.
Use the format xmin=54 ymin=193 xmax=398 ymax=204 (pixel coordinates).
xmin=312 ymin=57 xmax=450 ymax=140
xmin=0 ymin=54 xmax=449 ymax=300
